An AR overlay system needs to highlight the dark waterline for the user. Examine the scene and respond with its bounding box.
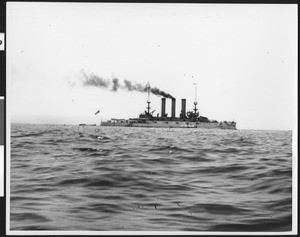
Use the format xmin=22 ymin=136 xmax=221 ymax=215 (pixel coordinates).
xmin=10 ymin=124 xmax=292 ymax=231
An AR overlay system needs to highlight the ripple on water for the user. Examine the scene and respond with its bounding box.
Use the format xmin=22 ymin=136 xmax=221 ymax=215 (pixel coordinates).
xmin=10 ymin=125 xmax=293 ymax=231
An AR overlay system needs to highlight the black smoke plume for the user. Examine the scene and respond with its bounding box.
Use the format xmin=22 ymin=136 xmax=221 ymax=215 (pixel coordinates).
xmin=81 ymin=71 xmax=110 ymax=88
xmin=123 ymin=80 xmax=147 ymax=92
xmin=150 ymin=87 xmax=174 ymax=99
xmin=78 ymin=71 xmax=174 ymax=99
xmin=111 ymin=78 xmax=120 ymax=92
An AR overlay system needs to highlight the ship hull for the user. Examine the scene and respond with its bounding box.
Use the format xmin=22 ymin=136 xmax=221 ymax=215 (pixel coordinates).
xmin=101 ymin=120 xmax=236 ymax=130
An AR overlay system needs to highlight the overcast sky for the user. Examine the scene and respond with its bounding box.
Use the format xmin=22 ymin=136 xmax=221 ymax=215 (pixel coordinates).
xmin=7 ymin=3 xmax=297 ymax=130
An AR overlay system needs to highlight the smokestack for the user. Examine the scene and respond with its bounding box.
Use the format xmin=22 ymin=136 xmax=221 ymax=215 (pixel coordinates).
xmin=171 ymin=98 xmax=176 ymax=118
xmin=180 ymin=99 xmax=186 ymax=118
xmin=161 ymin=98 xmax=166 ymax=117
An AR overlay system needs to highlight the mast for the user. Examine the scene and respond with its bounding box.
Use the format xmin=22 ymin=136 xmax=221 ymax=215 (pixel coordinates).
xmin=193 ymin=82 xmax=198 ymax=114
xmin=146 ymin=82 xmax=151 ymax=114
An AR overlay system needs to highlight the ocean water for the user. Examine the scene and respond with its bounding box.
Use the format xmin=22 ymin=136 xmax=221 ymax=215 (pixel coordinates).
xmin=10 ymin=124 xmax=293 ymax=232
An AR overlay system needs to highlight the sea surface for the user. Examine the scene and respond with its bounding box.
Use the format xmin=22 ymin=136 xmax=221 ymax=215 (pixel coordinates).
xmin=10 ymin=124 xmax=293 ymax=232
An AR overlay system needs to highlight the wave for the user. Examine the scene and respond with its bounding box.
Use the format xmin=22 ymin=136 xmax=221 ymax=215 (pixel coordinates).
xmin=9 ymin=124 xmax=293 ymax=231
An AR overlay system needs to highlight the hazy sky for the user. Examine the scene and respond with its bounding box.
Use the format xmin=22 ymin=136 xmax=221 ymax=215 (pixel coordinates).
xmin=7 ymin=3 xmax=297 ymax=130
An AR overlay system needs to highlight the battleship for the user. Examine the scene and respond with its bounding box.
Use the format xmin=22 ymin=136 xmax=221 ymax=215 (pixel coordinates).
xmin=101 ymin=84 xmax=236 ymax=130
